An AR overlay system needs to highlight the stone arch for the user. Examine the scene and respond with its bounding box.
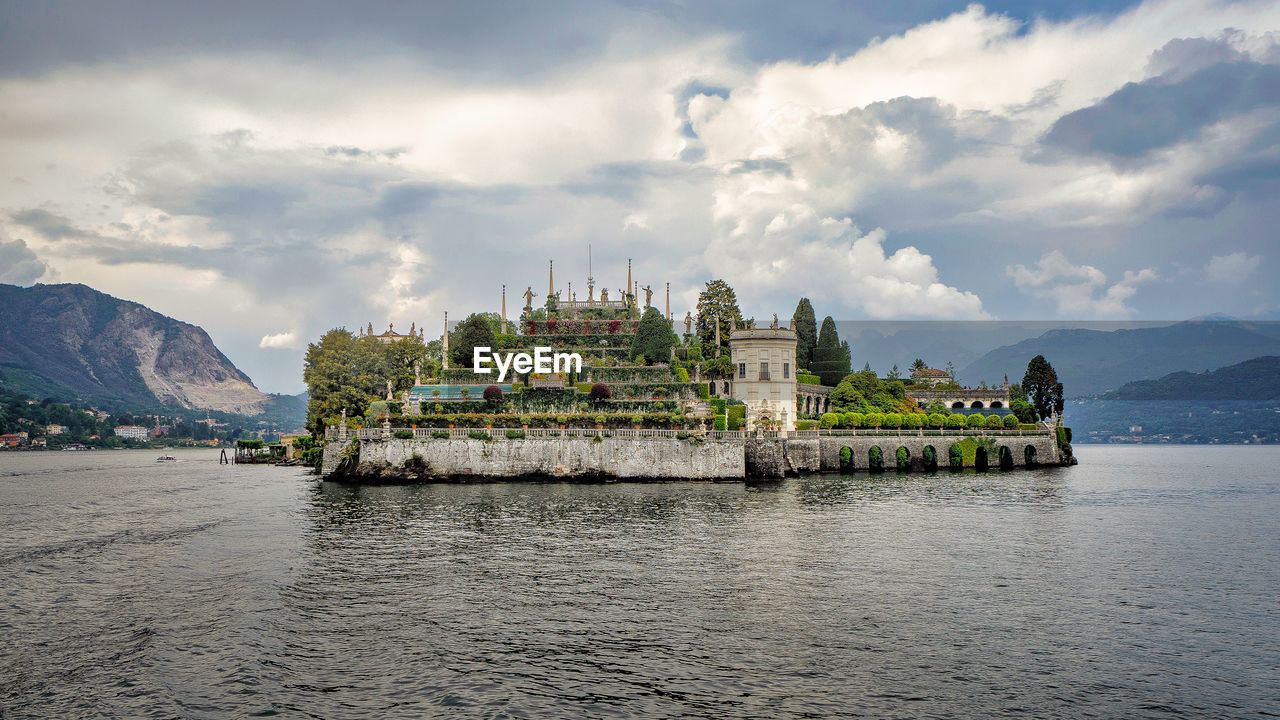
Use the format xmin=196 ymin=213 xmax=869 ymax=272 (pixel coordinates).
xmin=1024 ymin=444 xmax=1038 ymax=467
xmin=868 ymin=445 xmax=884 ymax=473
xmin=895 ymin=446 xmax=910 ymax=471
xmin=998 ymin=445 xmax=1014 ymax=470
xmin=970 ymin=401 xmax=985 ymax=409
xmin=952 ymin=401 xmax=965 ymax=409
xmin=709 ymin=381 xmax=717 ymax=396
xmin=948 ymin=443 xmax=963 ymax=470
xmin=722 ymin=381 xmax=730 ymax=396
xmin=922 ymin=445 xmax=938 ymax=471
xmin=975 ymin=446 xmax=989 ymax=472
xmin=839 ymin=446 xmax=854 ymax=472
xmin=989 ymin=401 xmax=1003 ymax=408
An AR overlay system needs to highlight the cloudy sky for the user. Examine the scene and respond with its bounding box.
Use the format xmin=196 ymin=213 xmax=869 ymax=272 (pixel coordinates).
xmin=2 ymin=0 xmax=1279 ymax=392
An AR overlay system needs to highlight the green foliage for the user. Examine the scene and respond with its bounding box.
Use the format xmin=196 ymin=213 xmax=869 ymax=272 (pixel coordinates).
xmin=819 ymin=412 xmax=840 ymax=428
xmin=829 ymin=368 xmax=910 ymax=415
xmin=796 ymin=420 xmax=817 ymax=430
xmin=896 ymin=446 xmax=909 ymax=468
xmin=404 ymin=453 xmax=428 ymax=470
xmin=468 ymin=430 xmax=491 ymax=441
xmin=982 ymin=414 xmax=1003 ymax=429
xmin=236 ymin=439 xmax=265 ymax=449
xmin=868 ymin=445 xmax=884 ymax=472
xmin=792 ymin=298 xmax=818 ymax=369
xmin=945 ymin=414 xmax=966 ymax=429
xmin=1010 ymin=398 xmax=1038 ymax=424
xmin=709 ymin=397 xmax=727 ymax=415
xmin=882 ymin=412 xmax=902 ymax=429
xmin=674 ymin=367 xmax=690 ymax=382
xmin=505 ymin=429 xmax=526 ymax=439
xmin=1002 ymin=414 xmax=1019 ymax=429
xmin=928 ymin=413 xmax=946 ymax=429
xmin=967 ymin=413 xmax=986 ymax=428
xmin=864 ymin=412 xmax=883 ymax=428
xmin=450 ymin=313 xmax=497 ymax=368
xmin=922 ymin=445 xmax=937 ymax=468
xmin=727 ymin=405 xmax=746 ymax=431
xmin=631 ymin=306 xmax=677 ymax=365
xmin=1023 ymin=355 xmax=1063 ymax=421
xmin=797 ymin=373 xmax=821 ymax=385
xmin=431 ymin=430 xmax=450 ymax=439
xmin=839 ymin=446 xmax=853 ymax=471
xmin=696 ymin=280 xmax=745 ymax=360
xmin=696 ymin=382 xmax=709 ymax=400
xmin=393 ymin=430 xmax=414 ymax=439
xmin=713 ymin=415 xmax=727 ymax=431
xmin=948 ymin=443 xmax=963 ymax=470
xmin=811 ymin=316 xmax=850 ymax=386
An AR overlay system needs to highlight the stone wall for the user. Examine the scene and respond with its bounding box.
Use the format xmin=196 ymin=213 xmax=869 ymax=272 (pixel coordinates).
xmin=326 ymin=436 xmax=745 ymax=480
xmin=815 ymin=434 xmax=1061 ymax=471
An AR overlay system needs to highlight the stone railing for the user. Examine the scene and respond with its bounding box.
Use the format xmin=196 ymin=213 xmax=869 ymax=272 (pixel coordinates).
xmin=812 ymin=428 xmax=1049 ymax=437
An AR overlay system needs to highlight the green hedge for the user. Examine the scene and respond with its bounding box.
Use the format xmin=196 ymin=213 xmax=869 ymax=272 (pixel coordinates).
xmin=713 ymin=415 xmax=727 ymax=431
xmin=583 ymin=366 xmax=678 ymax=383
xmin=389 ymin=412 xmax=688 ymax=429
xmin=796 ymin=420 xmax=817 ymax=431
xmin=727 ymin=405 xmax=746 ymax=431
xmin=708 ymin=398 xmax=727 ymax=415
xmin=797 ymin=373 xmax=821 ymax=385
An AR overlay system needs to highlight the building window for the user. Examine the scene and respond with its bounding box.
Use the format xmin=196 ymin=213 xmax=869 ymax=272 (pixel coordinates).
xmin=738 ymin=363 xmax=746 ymax=379
xmin=783 ymin=362 xmax=790 ymax=379
xmin=759 ymin=362 xmax=770 ymax=380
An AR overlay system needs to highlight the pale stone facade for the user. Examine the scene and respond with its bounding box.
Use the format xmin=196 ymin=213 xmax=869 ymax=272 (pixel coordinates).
xmin=728 ymin=326 xmax=798 ymax=431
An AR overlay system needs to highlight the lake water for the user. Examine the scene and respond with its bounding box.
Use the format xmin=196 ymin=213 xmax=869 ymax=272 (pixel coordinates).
xmin=1 ymin=446 xmax=1277 ymax=718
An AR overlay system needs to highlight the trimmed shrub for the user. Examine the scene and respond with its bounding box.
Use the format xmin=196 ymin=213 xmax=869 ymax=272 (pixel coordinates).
xmin=796 ymin=420 xmax=817 ymax=431
xmin=896 ymin=446 xmax=909 ymax=468
xmin=727 ymin=405 xmax=746 ymax=431
xmin=865 ymin=412 xmax=884 ymax=428
xmin=505 ymin=429 xmax=526 ymax=439
xmin=883 ymin=413 xmax=903 ymax=429
xmin=696 ymin=383 xmax=710 ymax=400
xmin=847 ymin=412 xmax=865 ymax=428
xmin=868 ymin=446 xmax=884 ymax=472
xmin=1003 ymin=414 xmax=1019 ymax=429
xmin=797 ymin=373 xmax=822 ymax=385
xmin=945 ymin=414 xmax=966 ymax=429
xmin=675 ymin=367 xmax=690 ymax=382
xmin=948 ymin=444 xmax=963 ymax=470
xmin=713 ymin=415 xmax=727 ymax=431
xmin=928 ymin=413 xmax=946 ymax=429
xmin=483 ymin=385 xmax=503 ymax=402
xmin=431 ymin=430 xmax=450 ymax=439
xmin=468 ymin=430 xmax=490 ymax=441
xmin=589 ymin=383 xmax=612 ymax=401
xmin=709 ymin=398 xmax=728 ymax=415
xmin=393 ymin=430 xmax=414 ymax=440
xmin=984 ymin=414 xmax=1005 ymax=429
xmin=820 ymin=412 xmax=841 ymax=429
xmin=966 ymin=414 xmax=985 ymax=428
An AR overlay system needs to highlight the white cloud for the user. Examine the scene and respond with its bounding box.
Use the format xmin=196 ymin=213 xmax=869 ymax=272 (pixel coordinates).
xmin=0 ymin=237 xmax=49 ymax=285
xmin=1206 ymin=251 xmax=1261 ymax=282
xmin=259 ymin=331 xmax=299 ymax=349
xmin=1007 ymin=251 xmax=1157 ymax=316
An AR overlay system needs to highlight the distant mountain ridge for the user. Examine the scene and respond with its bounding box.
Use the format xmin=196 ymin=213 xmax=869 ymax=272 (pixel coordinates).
xmin=0 ymin=283 xmax=268 ymax=414
xmin=960 ymin=320 xmax=1280 ymax=397
xmin=1101 ymin=356 xmax=1280 ymax=401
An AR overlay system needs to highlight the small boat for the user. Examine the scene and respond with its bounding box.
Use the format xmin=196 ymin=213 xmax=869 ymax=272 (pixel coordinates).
xmin=156 ymin=455 xmax=178 ymax=463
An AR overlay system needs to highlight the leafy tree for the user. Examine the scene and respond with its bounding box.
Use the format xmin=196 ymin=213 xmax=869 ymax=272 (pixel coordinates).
xmin=945 ymin=414 xmax=966 ymax=429
xmin=811 ymin=317 xmax=850 ymax=386
xmin=631 ymin=306 xmax=677 ymax=365
xmin=385 ymin=337 xmax=428 ymax=391
xmin=945 ymin=361 xmax=956 ymax=381
xmin=482 ymin=385 xmax=503 ymax=402
xmin=450 ymin=313 xmax=497 ymax=368
xmin=1002 ymin=414 xmax=1019 ymax=429
xmin=928 ymin=413 xmax=946 ymax=429
xmin=1009 ymin=383 xmax=1026 ymax=402
xmin=967 ymin=414 xmax=985 ymax=428
xmin=792 ymin=298 xmax=818 ymax=369
xmin=1022 ymin=355 xmax=1063 ymax=422
xmin=911 ymin=358 xmax=927 ymax=372
xmin=888 ymin=364 xmax=901 ymax=380
xmin=695 ymin=280 xmax=745 ymax=359
xmin=1010 ymin=398 xmax=1037 ymax=424
xmin=984 ymin=414 xmax=1004 ymax=429
xmin=588 ymin=383 xmax=612 ymax=401
xmin=304 ymin=328 xmax=380 ymax=433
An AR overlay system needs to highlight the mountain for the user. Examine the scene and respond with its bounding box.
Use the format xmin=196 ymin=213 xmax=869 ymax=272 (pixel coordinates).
xmin=1101 ymin=356 xmax=1280 ymax=401
xmin=0 ymin=283 xmax=268 ymax=414
xmin=959 ymin=320 xmax=1280 ymax=397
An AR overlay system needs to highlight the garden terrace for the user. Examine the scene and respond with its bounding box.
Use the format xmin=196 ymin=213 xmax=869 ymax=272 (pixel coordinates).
xmin=524 ymin=319 xmax=641 ymax=335
xmin=384 ymin=412 xmax=689 ymax=429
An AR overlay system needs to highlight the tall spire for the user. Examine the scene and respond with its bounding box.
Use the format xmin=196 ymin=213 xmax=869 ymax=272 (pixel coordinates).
xmin=548 ymin=260 xmax=554 ymax=297
xmin=627 ymin=259 xmax=632 ymax=298
xmin=501 ymin=285 xmax=507 ymax=335
xmin=665 ymin=282 xmax=670 ymax=320
xmin=441 ymin=311 xmax=449 ymax=370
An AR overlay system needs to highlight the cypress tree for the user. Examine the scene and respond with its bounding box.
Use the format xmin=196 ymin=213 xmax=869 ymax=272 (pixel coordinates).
xmin=811 ymin=316 xmax=850 ymax=386
xmin=792 ymin=298 xmax=817 ymax=369
xmin=631 ymin=306 xmax=677 ymax=365
xmin=1022 ymin=355 xmax=1062 ymax=421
